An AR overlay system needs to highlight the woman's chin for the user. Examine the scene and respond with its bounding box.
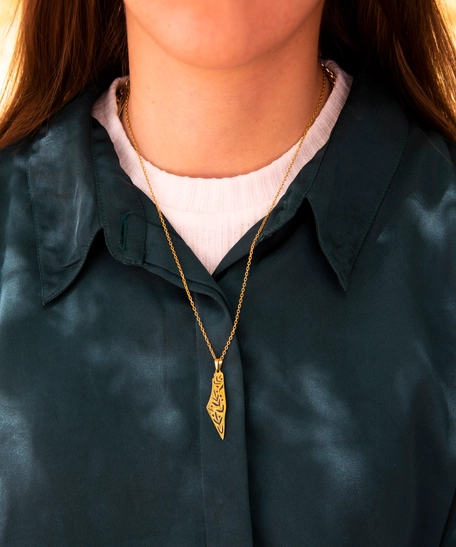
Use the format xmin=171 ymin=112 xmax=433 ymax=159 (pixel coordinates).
xmin=124 ymin=0 xmax=325 ymax=71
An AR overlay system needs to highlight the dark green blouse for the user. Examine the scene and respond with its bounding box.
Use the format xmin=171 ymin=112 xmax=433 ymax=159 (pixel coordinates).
xmin=1 ymin=72 xmax=456 ymax=546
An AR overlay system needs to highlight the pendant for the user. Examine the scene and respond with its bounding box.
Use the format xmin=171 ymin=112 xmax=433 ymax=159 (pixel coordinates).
xmin=206 ymin=359 xmax=226 ymax=439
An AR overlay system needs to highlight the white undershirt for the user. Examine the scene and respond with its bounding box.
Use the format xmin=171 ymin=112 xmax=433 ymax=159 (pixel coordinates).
xmin=92 ymin=60 xmax=353 ymax=274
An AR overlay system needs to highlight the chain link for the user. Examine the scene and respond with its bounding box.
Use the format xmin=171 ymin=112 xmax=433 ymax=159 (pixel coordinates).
xmin=124 ymin=64 xmax=331 ymax=367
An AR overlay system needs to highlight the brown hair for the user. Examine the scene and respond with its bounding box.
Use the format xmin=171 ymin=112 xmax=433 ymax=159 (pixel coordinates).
xmin=1 ymin=0 xmax=456 ymax=147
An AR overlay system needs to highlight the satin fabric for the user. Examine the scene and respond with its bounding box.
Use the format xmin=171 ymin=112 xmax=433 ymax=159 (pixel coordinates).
xmin=0 ymin=72 xmax=456 ymax=546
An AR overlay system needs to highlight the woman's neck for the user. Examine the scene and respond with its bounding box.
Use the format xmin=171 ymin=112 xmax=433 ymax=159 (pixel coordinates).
xmin=124 ymin=15 xmax=327 ymax=179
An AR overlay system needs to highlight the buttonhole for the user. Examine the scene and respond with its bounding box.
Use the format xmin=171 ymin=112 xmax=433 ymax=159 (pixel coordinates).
xmin=119 ymin=211 xmax=133 ymax=251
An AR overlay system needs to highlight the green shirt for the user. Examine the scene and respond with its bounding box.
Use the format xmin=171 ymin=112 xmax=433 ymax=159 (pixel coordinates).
xmin=1 ymin=72 xmax=456 ymax=546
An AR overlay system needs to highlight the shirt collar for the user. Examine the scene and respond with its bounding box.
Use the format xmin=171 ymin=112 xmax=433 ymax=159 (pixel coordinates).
xmin=28 ymin=86 xmax=102 ymax=305
xmin=306 ymin=71 xmax=409 ymax=290
xmin=28 ymin=72 xmax=409 ymax=304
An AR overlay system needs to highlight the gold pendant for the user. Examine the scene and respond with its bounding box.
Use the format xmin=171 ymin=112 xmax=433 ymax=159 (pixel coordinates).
xmin=206 ymin=359 xmax=226 ymax=439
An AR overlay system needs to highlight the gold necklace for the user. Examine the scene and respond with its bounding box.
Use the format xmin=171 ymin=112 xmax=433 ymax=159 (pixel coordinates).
xmin=122 ymin=63 xmax=334 ymax=439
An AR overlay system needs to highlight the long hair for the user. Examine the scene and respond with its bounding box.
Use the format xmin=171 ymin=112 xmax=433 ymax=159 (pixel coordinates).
xmin=1 ymin=0 xmax=456 ymax=147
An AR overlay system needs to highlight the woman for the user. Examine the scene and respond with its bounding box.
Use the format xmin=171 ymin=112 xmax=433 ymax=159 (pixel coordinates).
xmin=0 ymin=0 xmax=456 ymax=545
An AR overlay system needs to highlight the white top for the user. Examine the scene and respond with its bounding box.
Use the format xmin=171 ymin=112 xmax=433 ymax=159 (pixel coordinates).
xmin=92 ymin=60 xmax=353 ymax=274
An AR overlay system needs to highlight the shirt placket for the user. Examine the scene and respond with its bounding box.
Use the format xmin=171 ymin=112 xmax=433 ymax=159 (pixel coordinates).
xmin=111 ymin=208 xmax=255 ymax=545
xmin=139 ymin=232 xmax=254 ymax=546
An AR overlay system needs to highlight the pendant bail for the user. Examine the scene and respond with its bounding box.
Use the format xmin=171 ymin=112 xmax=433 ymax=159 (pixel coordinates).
xmin=214 ymin=358 xmax=223 ymax=372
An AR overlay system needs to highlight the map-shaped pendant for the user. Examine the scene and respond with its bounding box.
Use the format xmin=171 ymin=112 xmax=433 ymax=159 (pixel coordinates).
xmin=206 ymin=371 xmax=226 ymax=439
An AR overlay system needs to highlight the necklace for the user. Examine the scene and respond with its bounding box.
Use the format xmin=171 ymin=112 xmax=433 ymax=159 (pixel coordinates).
xmin=121 ymin=62 xmax=334 ymax=439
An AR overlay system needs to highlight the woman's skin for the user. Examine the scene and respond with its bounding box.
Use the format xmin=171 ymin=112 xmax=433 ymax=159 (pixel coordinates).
xmin=123 ymin=0 xmax=328 ymax=178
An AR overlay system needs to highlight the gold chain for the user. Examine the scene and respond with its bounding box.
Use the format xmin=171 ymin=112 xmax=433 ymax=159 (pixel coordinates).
xmin=122 ymin=62 xmax=334 ymax=438
xmin=123 ymin=63 xmax=330 ymax=366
